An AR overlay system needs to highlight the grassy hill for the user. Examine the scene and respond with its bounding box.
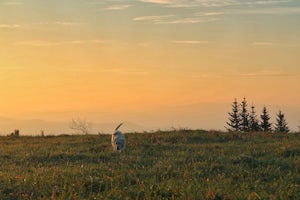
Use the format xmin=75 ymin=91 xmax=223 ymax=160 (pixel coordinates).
xmin=0 ymin=130 xmax=299 ymax=199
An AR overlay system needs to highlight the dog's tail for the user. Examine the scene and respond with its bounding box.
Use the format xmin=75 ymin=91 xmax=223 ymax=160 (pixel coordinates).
xmin=115 ymin=123 xmax=123 ymax=131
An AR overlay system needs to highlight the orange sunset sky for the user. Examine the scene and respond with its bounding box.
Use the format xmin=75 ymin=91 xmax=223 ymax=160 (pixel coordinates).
xmin=1 ymin=0 xmax=300 ymax=133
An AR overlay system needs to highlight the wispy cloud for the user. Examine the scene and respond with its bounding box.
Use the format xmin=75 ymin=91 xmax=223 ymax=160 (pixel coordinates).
xmin=188 ymin=74 xmax=225 ymax=79
xmin=239 ymin=7 xmax=300 ymax=15
xmin=189 ymin=1 xmax=233 ymax=8
xmin=139 ymin=0 xmax=225 ymax=7
xmin=235 ymin=0 xmax=291 ymax=6
xmin=103 ymin=68 xmax=150 ymax=75
xmin=139 ymin=0 xmax=234 ymax=8
xmin=133 ymin=14 xmax=219 ymax=24
xmin=139 ymin=0 xmax=292 ymax=8
xmin=104 ymin=4 xmax=132 ymax=10
xmin=194 ymin=12 xmax=226 ymax=17
xmin=190 ymin=70 xmax=295 ymax=80
xmin=239 ymin=70 xmax=293 ymax=78
xmin=172 ymin=40 xmax=211 ymax=44
xmin=0 ymin=24 xmax=21 ymax=28
xmin=1 ymin=21 xmax=81 ymax=30
xmin=251 ymin=41 xmax=296 ymax=47
xmin=140 ymin=0 xmax=171 ymax=4
xmin=57 ymin=67 xmax=150 ymax=76
xmin=135 ymin=0 xmax=299 ymax=26
xmin=2 ymin=1 xmax=23 ymax=6
xmin=14 ymin=40 xmax=112 ymax=47
xmin=157 ymin=17 xmax=219 ymax=24
xmin=33 ymin=21 xmax=81 ymax=26
xmin=133 ymin=14 xmax=175 ymax=22
xmin=251 ymin=42 xmax=276 ymax=46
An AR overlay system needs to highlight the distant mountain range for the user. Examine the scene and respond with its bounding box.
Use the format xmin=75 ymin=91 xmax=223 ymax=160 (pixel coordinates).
xmin=0 ymin=117 xmax=147 ymax=136
xmin=0 ymin=102 xmax=299 ymax=135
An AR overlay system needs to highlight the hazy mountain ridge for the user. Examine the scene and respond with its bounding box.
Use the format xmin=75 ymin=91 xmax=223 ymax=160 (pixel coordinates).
xmin=0 ymin=103 xmax=299 ymax=135
xmin=0 ymin=118 xmax=147 ymax=136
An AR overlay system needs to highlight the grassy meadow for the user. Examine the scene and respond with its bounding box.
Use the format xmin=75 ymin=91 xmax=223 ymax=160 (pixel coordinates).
xmin=0 ymin=130 xmax=299 ymax=199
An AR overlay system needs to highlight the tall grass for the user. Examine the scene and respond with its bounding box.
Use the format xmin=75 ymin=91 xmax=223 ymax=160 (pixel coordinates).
xmin=0 ymin=131 xmax=299 ymax=199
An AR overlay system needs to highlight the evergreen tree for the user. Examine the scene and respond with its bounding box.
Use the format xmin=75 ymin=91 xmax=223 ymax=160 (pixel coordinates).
xmin=249 ymin=104 xmax=260 ymax=132
xmin=226 ymin=98 xmax=240 ymax=132
xmin=274 ymin=110 xmax=289 ymax=133
xmin=240 ymin=97 xmax=249 ymax=132
xmin=260 ymin=106 xmax=272 ymax=132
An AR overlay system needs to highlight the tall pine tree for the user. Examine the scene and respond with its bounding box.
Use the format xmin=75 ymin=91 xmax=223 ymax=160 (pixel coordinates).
xmin=240 ymin=97 xmax=249 ymax=132
xmin=260 ymin=106 xmax=272 ymax=132
xmin=226 ymin=98 xmax=240 ymax=132
xmin=274 ymin=110 xmax=289 ymax=133
xmin=249 ymin=104 xmax=260 ymax=132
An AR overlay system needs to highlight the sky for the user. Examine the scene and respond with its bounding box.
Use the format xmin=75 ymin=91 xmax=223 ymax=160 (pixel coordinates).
xmin=1 ymin=0 xmax=300 ymax=132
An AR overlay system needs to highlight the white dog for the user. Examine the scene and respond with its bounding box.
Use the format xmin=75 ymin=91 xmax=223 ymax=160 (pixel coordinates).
xmin=111 ymin=123 xmax=126 ymax=153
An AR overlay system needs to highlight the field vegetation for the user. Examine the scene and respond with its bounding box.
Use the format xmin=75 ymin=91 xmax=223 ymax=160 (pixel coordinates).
xmin=0 ymin=130 xmax=299 ymax=199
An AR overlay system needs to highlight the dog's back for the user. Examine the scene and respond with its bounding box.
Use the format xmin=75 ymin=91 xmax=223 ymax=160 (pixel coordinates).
xmin=111 ymin=130 xmax=126 ymax=152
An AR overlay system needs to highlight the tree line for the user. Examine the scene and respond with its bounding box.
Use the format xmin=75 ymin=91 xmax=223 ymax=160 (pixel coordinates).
xmin=226 ymin=98 xmax=289 ymax=133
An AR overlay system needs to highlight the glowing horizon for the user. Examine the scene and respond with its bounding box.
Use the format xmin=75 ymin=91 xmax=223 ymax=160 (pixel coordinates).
xmin=1 ymin=0 xmax=300 ymax=130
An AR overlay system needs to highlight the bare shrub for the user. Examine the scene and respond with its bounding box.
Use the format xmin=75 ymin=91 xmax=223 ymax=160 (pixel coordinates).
xmin=69 ymin=117 xmax=92 ymax=135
